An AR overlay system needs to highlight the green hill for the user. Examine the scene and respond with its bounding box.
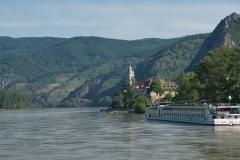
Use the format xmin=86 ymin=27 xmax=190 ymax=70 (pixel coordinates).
xmin=0 ymin=36 xmax=180 ymax=107
xmin=0 ymin=36 xmax=66 ymax=58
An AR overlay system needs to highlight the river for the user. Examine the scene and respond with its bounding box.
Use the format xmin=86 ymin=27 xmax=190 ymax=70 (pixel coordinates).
xmin=0 ymin=107 xmax=240 ymax=160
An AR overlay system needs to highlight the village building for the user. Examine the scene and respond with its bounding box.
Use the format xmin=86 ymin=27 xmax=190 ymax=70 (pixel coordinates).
xmin=135 ymin=79 xmax=178 ymax=103
xmin=127 ymin=65 xmax=178 ymax=103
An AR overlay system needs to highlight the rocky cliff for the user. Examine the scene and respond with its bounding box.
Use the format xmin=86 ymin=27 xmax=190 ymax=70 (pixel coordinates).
xmin=186 ymin=12 xmax=240 ymax=72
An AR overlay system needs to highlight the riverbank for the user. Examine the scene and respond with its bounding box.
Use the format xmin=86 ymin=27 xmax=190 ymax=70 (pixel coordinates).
xmin=100 ymin=107 xmax=135 ymax=114
xmin=0 ymin=108 xmax=30 ymax=111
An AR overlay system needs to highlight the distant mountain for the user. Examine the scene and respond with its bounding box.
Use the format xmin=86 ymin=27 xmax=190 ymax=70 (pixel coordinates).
xmin=135 ymin=33 xmax=210 ymax=81
xmin=186 ymin=12 xmax=240 ymax=72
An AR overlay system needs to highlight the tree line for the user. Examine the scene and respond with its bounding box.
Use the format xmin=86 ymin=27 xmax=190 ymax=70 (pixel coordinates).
xmin=0 ymin=90 xmax=31 ymax=109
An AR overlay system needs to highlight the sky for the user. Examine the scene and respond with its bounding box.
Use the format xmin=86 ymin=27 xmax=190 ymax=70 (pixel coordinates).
xmin=0 ymin=0 xmax=240 ymax=40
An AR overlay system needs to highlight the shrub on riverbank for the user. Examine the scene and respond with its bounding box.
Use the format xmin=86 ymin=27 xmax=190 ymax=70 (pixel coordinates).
xmin=0 ymin=90 xmax=31 ymax=109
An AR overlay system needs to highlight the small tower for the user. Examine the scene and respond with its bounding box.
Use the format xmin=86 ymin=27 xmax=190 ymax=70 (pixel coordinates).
xmin=129 ymin=64 xmax=135 ymax=85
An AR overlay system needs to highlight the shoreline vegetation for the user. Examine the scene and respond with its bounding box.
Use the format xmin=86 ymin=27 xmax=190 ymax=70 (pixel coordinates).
xmin=0 ymin=90 xmax=31 ymax=110
xmin=110 ymin=78 xmax=166 ymax=113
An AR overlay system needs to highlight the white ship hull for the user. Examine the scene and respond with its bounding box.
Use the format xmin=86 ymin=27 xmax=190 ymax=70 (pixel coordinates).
xmin=146 ymin=101 xmax=240 ymax=126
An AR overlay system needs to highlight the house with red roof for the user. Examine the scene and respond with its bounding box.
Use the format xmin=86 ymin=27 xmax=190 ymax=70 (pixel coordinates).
xmin=135 ymin=79 xmax=178 ymax=103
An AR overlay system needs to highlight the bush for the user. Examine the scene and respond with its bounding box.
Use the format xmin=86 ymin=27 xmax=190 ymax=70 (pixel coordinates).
xmin=133 ymin=102 xmax=146 ymax=113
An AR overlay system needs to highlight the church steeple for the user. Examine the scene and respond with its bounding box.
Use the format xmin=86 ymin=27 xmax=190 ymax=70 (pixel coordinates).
xmin=129 ymin=64 xmax=135 ymax=85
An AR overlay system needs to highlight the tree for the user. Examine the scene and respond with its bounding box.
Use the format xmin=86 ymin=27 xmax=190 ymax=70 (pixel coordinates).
xmin=147 ymin=80 xmax=165 ymax=96
xmin=0 ymin=90 xmax=31 ymax=109
xmin=162 ymin=93 xmax=173 ymax=102
xmin=122 ymin=81 xmax=136 ymax=109
xmin=111 ymin=91 xmax=124 ymax=109
xmin=133 ymin=94 xmax=151 ymax=113
xmin=196 ymin=46 xmax=240 ymax=102
xmin=2 ymin=92 xmax=12 ymax=109
xmin=174 ymin=71 xmax=199 ymax=101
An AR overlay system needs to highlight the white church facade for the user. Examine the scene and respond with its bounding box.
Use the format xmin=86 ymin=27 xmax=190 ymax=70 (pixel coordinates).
xmin=128 ymin=64 xmax=135 ymax=85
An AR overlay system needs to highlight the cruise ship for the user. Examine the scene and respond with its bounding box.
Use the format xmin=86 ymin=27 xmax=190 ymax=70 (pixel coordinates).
xmin=146 ymin=100 xmax=240 ymax=126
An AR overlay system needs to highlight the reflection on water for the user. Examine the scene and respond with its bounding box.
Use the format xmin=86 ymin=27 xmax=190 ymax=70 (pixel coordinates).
xmin=0 ymin=108 xmax=240 ymax=160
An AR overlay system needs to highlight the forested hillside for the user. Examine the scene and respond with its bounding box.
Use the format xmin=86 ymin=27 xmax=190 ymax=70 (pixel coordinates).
xmin=0 ymin=36 xmax=66 ymax=58
xmin=135 ymin=33 xmax=210 ymax=81
xmin=0 ymin=36 xmax=181 ymax=107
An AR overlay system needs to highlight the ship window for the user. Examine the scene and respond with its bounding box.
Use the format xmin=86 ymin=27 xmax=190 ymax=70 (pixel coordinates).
xmin=221 ymin=116 xmax=224 ymax=119
xmin=212 ymin=116 xmax=216 ymax=119
xmin=234 ymin=116 xmax=238 ymax=118
xmin=232 ymin=108 xmax=239 ymax=114
xmin=218 ymin=108 xmax=231 ymax=111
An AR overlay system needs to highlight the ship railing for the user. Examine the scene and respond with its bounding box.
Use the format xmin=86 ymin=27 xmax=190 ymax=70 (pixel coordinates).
xmin=168 ymin=103 xmax=207 ymax=106
xmin=215 ymin=110 xmax=240 ymax=114
xmin=213 ymin=103 xmax=239 ymax=106
xmin=170 ymin=100 xmax=211 ymax=106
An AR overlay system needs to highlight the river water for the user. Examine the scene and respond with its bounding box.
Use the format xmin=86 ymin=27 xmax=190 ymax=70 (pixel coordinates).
xmin=0 ymin=107 xmax=240 ymax=160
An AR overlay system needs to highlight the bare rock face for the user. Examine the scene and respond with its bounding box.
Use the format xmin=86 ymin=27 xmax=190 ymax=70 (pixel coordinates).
xmin=186 ymin=12 xmax=240 ymax=72
xmin=224 ymin=34 xmax=235 ymax=46
xmin=77 ymin=78 xmax=102 ymax=98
